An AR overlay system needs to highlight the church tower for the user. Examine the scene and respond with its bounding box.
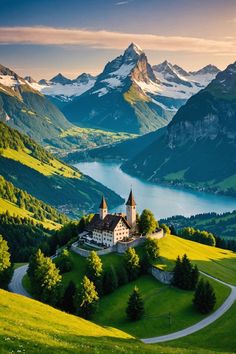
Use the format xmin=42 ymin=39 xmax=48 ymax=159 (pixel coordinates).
xmin=99 ymin=196 xmax=108 ymax=220
xmin=126 ymin=189 xmax=136 ymax=228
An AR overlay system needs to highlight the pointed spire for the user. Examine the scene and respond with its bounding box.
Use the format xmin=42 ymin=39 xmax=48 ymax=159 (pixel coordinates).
xmin=126 ymin=189 xmax=136 ymax=206
xmin=99 ymin=195 xmax=108 ymax=209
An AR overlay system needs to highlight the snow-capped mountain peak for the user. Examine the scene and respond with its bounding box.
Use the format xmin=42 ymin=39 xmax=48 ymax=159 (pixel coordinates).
xmin=50 ymin=73 xmax=72 ymax=85
xmin=190 ymin=64 xmax=220 ymax=76
xmin=124 ymin=42 xmax=143 ymax=59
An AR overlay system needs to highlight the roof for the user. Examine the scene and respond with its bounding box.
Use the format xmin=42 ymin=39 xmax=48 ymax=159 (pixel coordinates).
xmin=87 ymin=214 xmax=131 ymax=232
xmin=99 ymin=196 xmax=108 ymax=209
xmin=126 ymin=190 xmax=136 ymax=206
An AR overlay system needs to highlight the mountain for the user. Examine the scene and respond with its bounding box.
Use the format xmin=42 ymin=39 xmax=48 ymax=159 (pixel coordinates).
xmin=0 ymin=64 xmax=72 ymax=143
xmin=0 ymin=121 xmax=123 ymax=217
xmin=61 ymin=44 xmax=219 ymax=134
xmin=122 ymin=61 xmax=236 ymax=197
xmin=152 ymin=61 xmax=220 ymax=101
xmin=31 ymin=72 xmax=97 ymax=109
xmin=61 ymin=43 xmax=176 ymax=134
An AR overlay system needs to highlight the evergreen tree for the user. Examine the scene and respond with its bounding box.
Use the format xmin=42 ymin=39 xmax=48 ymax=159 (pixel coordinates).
xmin=140 ymin=252 xmax=150 ymax=274
xmin=144 ymin=237 xmax=159 ymax=264
xmin=124 ymin=247 xmax=140 ymax=281
xmin=75 ymin=276 xmax=99 ymax=319
xmin=86 ymin=251 xmax=103 ymax=294
xmin=193 ymin=279 xmax=216 ymax=314
xmin=191 ymin=265 xmax=199 ymax=290
xmin=126 ymin=286 xmax=144 ymax=321
xmin=28 ymin=249 xmax=62 ymax=305
xmin=181 ymin=254 xmax=193 ymax=290
xmin=172 ymin=254 xmax=199 ymax=290
xmin=61 ymin=280 xmax=77 ymax=314
xmin=0 ymin=235 xmax=13 ymax=289
xmin=103 ymin=265 xmax=118 ymax=294
xmin=34 ymin=255 xmax=62 ymax=305
xmin=55 ymin=249 xmax=72 ymax=274
xmin=172 ymin=255 xmax=182 ymax=287
xmin=117 ymin=265 xmax=129 ymax=286
xmin=139 ymin=209 xmax=158 ymax=235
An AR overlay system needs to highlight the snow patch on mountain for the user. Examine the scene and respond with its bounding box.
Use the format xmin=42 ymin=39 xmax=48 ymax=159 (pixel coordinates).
xmin=0 ymin=75 xmax=25 ymax=88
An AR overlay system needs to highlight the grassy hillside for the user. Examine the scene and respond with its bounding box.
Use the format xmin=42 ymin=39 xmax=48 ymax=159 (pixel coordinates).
xmin=157 ymin=235 xmax=236 ymax=285
xmin=93 ymin=274 xmax=228 ymax=338
xmin=161 ymin=211 xmax=236 ymax=240
xmin=0 ymin=122 xmax=123 ymax=216
xmin=0 ymin=289 xmax=233 ymax=354
xmin=0 ymin=198 xmax=60 ymax=230
xmin=23 ymin=234 xmax=236 ymax=339
xmin=46 ymin=126 xmax=137 ymax=157
xmin=65 ymin=127 xmax=165 ymax=163
xmin=164 ymin=303 xmax=236 ymax=353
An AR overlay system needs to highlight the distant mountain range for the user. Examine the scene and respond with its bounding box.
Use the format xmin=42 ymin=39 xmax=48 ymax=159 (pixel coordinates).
xmin=122 ymin=61 xmax=236 ymax=196
xmin=28 ymin=43 xmax=219 ymax=134
xmin=0 ymin=64 xmax=71 ymax=143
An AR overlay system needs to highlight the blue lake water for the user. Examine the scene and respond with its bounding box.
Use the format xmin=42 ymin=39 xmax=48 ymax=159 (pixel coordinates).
xmin=75 ymin=161 xmax=236 ymax=219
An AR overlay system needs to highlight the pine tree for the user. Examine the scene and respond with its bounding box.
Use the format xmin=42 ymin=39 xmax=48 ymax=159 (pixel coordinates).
xmin=124 ymin=247 xmax=140 ymax=281
xmin=75 ymin=276 xmax=99 ymax=319
xmin=181 ymin=254 xmax=193 ymax=290
xmin=103 ymin=265 xmax=118 ymax=294
xmin=193 ymin=279 xmax=216 ymax=314
xmin=117 ymin=265 xmax=129 ymax=286
xmin=126 ymin=286 xmax=144 ymax=321
xmin=172 ymin=255 xmax=182 ymax=287
xmin=61 ymin=280 xmax=77 ymax=314
xmin=191 ymin=265 xmax=199 ymax=290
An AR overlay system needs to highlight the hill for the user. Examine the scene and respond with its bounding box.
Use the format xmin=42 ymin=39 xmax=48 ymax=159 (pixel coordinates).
xmin=0 ymin=122 xmax=123 ymax=217
xmin=18 ymin=233 xmax=236 ymax=353
xmin=122 ymin=61 xmax=236 ymax=197
xmin=0 ymin=64 xmax=71 ymax=143
xmin=160 ymin=210 xmax=236 ymax=241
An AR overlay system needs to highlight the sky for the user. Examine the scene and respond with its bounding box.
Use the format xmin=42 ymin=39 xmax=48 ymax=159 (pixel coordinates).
xmin=0 ymin=0 xmax=236 ymax=79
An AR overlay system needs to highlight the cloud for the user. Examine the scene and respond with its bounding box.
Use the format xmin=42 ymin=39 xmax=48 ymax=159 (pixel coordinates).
xmin=116 ymin=1 xmax=129 ymax=5
xmin=0 ymin=26 xmax=235 ymax=54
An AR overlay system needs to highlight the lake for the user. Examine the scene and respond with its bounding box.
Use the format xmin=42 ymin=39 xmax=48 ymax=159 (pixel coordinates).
xmin=75 ymin=161 xmax=236 ymax=219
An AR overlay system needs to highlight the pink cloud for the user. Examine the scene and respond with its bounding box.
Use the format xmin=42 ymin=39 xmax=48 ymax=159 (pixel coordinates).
xmin=0 ymin=26 xmax=235 ymax=54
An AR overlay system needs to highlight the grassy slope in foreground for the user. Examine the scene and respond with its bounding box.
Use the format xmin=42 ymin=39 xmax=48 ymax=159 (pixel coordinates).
xmin=162 ymin=302 xmax=236 ymax=354
xmin=0 ymin=289 xmax=222 ymax=354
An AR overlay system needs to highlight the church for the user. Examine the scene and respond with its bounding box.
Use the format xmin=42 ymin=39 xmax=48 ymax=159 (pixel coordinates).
xmin=86 ymin=190 xmax=137 ymax=247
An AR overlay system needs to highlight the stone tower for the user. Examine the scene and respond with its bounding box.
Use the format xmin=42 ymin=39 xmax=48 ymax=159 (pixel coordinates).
xmin=126 ymin=189 xmax=136 ymax=228
xmin=99 ymin=196 xmax=108 ymax=220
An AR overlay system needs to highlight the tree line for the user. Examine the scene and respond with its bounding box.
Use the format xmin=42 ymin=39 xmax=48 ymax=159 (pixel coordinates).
xmin=0 ymin=175 xmax=68 ymax=224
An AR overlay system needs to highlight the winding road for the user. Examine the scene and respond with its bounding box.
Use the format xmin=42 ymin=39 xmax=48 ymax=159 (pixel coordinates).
xmin=8 ymin=264 xmax=32 ymax=298
xmin=9 ymin=265 xmax=236 ymax=344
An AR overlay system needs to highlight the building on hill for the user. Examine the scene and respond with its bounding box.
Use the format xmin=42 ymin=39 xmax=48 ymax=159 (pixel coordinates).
xmin=86 ymin=190 xmax=137 ymax=247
